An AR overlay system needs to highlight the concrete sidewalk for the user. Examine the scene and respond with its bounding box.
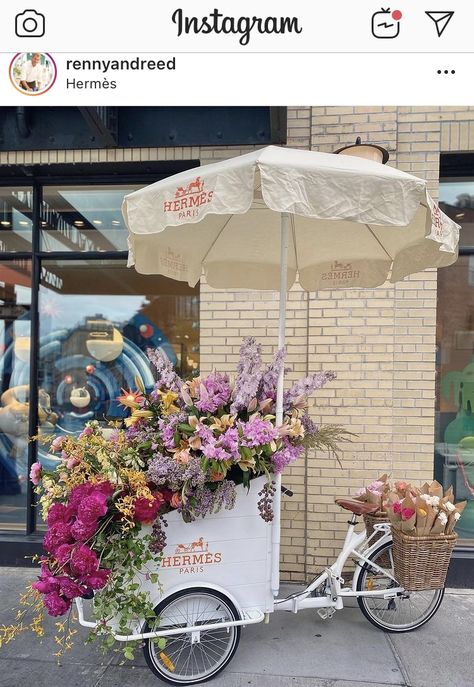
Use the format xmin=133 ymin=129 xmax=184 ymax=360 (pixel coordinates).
xmin=0 ymin=568 xmax=472 ymax=687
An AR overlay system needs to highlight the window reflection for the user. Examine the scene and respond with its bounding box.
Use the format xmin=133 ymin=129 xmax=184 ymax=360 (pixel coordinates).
xmin=41 ymin=185 xmax=141 ymax=252
xmin=436 ymin=249 xmax=474 ymax=542
xmin=0 ymin=187 xmax=33 ymax=252
xmin=0 ymin=261 xmax=31 ymax=531
xmin=38 ymin=260 xmax=199 ymax=473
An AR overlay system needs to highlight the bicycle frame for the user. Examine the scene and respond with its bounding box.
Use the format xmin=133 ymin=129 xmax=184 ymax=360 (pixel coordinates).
xmin=274 ymin=517 xmax=404 ymax=613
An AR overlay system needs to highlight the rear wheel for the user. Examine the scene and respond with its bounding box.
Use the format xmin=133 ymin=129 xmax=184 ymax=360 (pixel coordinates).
xmin=357 ymin=540 xmax=444 ymax=632
xmin=143 ymin=587 xmax=241 ymax=685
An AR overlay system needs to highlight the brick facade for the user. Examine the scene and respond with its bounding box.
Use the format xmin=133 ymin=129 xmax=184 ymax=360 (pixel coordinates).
xmin=2 ymin=106 xmax=474 ymax=581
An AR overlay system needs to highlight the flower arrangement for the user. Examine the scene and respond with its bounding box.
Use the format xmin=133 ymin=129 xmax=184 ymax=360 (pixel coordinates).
xmin=354 ymin=474 xmax=390 ymax=514
xmin=386 ymin=480 xmax=466 ymax=536
xmin=1 ymin=337 xmax=350 ymax=660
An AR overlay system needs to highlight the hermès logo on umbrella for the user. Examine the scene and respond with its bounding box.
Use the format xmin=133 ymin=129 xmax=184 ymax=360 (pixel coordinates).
xmin=321 ymin=260 xmax=361 ymax=283
xmin=163 ymin=177 xmax=214 ymax=220
xmin=161 ymin=538 xmax=222 ymax=575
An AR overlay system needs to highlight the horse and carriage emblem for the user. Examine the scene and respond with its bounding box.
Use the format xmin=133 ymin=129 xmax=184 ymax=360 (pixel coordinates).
xmin=174 ymin=537 xmax=209 ymax=554
xmin=174 ymin=177 xmax=205 ymax=198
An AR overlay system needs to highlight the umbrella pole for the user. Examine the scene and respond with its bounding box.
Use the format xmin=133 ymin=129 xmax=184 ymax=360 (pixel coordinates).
xmin=271 ymin=211 xmax=290 ymax=597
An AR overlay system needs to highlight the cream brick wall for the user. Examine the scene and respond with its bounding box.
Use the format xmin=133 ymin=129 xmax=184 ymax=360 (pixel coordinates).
xmin=2 ymin=106 xmax=474 ymax=582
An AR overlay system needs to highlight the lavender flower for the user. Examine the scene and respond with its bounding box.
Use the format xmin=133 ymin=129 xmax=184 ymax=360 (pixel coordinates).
xmin=258 ymin=347 xmax=286 ymax=401
xmin=271 ymin=438 xmax=305 ymax=473
xmin=283 ymin=371 xmax=336 ymax=411
xmin=185 ymin=481 xmax=237 ymax=520
xmin=196 ymin=372 xmax=231 ymax=413
xmin=147 ymin=453 xmax=184 ymax=491
xmin=147 ymin=348 xmax=183 ymax=393
xmin=230 ymin=337 xmax=263 ymax=413
xmin=301 ymin=413 xmax=318 ymax=435
xmin=238 ymin=417 xmax=279 ymax=448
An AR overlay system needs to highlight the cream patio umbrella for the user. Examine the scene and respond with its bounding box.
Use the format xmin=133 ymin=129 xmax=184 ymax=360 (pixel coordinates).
xmin=122 ymin=144 xmax=460 ymax=596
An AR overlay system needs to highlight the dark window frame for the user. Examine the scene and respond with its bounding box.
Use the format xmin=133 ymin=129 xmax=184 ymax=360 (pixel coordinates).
xmin=0 ymin=162 xmax=198 ymax=536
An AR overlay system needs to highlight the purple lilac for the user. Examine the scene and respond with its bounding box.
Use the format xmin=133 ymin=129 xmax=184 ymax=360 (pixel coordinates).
xmin=301 ymin=413 xmax=318 ymax=435
xmin=271 ymin=439 xmax=305 ymax=473
xmin=147 ymin=348 xmax=183 ymax=393
xmin=258 ymin=347 xmax=286 ymax=401
xmin=182 ymin=458 xmax=207 ymax=487
xmin=158 ymin=413 xmax=186 ymax=450
xmin=147 ymin=453 xmax=185 ymax=491
xmin=196 ymin=373 xmax=231 ymax=413
xmin=230 ymin=337 xmax=262 ymax=413
xmin=186 ymin=481 xmax=237 ymax=520
xmin=283 ymin=371 xmax=336 ymax=411
xmin=238 ymin=417 xmax=278 ymax=448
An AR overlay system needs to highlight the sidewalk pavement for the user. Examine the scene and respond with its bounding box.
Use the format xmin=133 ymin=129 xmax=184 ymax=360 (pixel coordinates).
xmin=0 ymin=568 xmax=473 ymax=687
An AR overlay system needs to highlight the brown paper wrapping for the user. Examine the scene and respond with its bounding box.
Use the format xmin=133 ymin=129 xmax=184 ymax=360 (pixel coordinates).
xmin=430 ymin=515 xmax=447 ymax=535
xmin=400 ymin=512 xmax=416 ymax=534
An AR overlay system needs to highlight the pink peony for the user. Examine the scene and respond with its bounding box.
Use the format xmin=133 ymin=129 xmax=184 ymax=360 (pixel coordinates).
xmin=69 ymin=483 xmax=95 ymax=510
xmin=51 ymin=435 xmax=66 ymax=453
xmin=43 ymin=591 xmax=71 ymax=617
xmin=47 ymin=503 xmax=74 ymax=527
xmin=70 ymin=544 xmax=99 ymax=578
xmin=83 ymin=568 xmax=111 ymax=590
xmin=32 ymin=565 xmax=60 ymax=595
xmin=57 ymin=576 xmax=87 ymax=600
xmin=54 ymin=543 xmax=74 ymax=566
xmin=79 ymin=493 xmax=109 ymax=524
xmin=392 ymin=501 xmax=402 ymax=514
xmin=43 ymin=522 xmax=74 ymax=554
xmin=133 ymin=494 xmax=163 ymax=524
xmin=71 ymin=519 xmax=98 ymax=542
xmin=29 ymin=462 xmax=42 ymax=485
xmin=79 ymin=426 xmax=93 ymax=438
xmin=66 ymin=457 xmax=80 ymax=470
xmin=401 ymin=507 xmax=416 ymax=521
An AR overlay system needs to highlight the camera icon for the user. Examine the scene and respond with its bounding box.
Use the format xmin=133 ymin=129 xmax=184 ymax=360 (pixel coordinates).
xmin=15 ymin=9 xmax=46 ymax=38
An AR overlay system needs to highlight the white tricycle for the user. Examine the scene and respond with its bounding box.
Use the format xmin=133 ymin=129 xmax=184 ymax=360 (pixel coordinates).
xmin=76 ymin=476 xmax=444 ymax=685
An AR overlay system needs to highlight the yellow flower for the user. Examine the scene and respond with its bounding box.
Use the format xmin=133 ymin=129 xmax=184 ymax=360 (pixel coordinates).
xmin=156 ymin=389 xmax=180 ymax=415
xmin=209 ymin=414 xmax=235 ymax=432
xmin=124 ymin=409 xmax=154 ymax=427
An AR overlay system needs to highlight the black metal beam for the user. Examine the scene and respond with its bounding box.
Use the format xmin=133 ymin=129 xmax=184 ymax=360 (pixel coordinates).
xmin=78 ymin=107 xmax=118 ymax=148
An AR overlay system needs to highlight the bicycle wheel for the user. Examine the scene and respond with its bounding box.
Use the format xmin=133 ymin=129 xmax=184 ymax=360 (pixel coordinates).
xmin=143 ymin=587 xmax=241 ymax=685
xmin=357 ymin=540 xmax=445 ymax=632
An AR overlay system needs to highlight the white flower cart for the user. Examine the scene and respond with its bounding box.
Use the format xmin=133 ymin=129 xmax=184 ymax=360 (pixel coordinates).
xmin=76 ymin=145 xmax=460 ymax=684
xmin=76 ymin=475 xmax=445 ymax=685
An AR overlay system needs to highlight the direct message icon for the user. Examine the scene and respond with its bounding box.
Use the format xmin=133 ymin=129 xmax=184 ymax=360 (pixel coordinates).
xmin=425 ymin=11 xmax=454 ymax=38
xmin=372 ymin=8 xmax=402 ymax=39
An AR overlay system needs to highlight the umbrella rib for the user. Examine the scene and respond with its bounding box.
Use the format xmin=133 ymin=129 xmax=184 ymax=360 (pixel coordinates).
xmin=365 ymin=224 xmax=394 ymax=261
xmin=200 ymin=215 xmax=235 ymax=265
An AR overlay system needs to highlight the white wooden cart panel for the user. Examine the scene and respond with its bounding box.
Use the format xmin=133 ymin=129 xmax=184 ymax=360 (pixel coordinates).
xmin=140 ymin=476 xmax=274 ymax=614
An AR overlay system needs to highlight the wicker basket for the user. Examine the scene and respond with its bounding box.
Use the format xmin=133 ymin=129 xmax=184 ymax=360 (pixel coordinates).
xmin=363 ymin=510 xmax=389 ymax=543
xmin=392 ymin=528 xmax=458 ymax=591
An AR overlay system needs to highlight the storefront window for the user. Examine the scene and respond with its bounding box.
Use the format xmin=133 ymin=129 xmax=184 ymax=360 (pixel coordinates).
xmin=437 ymin=180 xmax=474 ymax=543
xmin=41 ymin=185 xmax=141 ymax=252
xmin=37 ymin=260 xmax=199 ymax=472
xmin=0 ymin=261 xmax=31 ymax=531
xmin=0 ymin=187 xmax=33 ymax=252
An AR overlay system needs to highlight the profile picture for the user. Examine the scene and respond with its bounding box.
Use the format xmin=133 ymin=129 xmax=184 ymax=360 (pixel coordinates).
xmin=9 ymin=52 xmax=57 ymax=96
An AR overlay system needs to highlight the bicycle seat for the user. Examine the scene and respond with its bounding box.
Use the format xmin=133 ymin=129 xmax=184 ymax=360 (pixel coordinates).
xmin=335 ymin=499 xmax=379 ymax=515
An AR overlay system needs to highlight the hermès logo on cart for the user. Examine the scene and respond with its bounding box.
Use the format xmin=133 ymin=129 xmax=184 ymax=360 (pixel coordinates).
xmin=321 ymin=260 xmax=361 ymax=284
xmin=163 ymin=176 xmax=214 ymax=221
xmin=161 ymin=537 xmax=222 ymax=575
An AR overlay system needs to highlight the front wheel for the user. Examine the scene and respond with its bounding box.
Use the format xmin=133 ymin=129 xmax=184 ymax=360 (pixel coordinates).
xmin=356 ymin=540 xmax=444 ymax=632
xmin=143 ymin=587 xmax=241 ymax=685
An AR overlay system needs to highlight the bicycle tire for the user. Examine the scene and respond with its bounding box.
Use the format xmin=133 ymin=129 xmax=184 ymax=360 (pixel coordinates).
xmin=356 ymin=539 xmax=445 ymax=632
xmin=143 ymin=587 xmax=241 ymax=685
